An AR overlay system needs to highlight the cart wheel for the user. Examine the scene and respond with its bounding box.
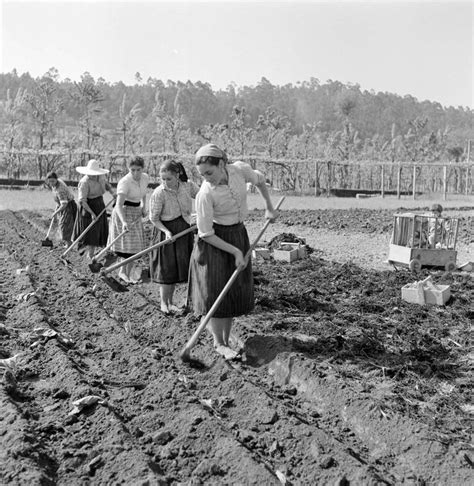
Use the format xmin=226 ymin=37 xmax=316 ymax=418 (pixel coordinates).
xmin=409 ymin=259 xmax=421 ymax=272
xmin=445 ymin=262 xmax=456 ymax=273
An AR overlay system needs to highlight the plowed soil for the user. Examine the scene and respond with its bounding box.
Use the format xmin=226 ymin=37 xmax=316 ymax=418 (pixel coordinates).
xmin=1 ymin=207 xmax=473 ymax=485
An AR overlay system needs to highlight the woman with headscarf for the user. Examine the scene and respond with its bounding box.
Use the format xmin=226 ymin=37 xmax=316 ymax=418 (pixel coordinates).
xmin=149 ymin=159 xmax=199 ymax=313
xmin=108 ymin=156 xmax=149 ymax=283
xmin=73 ymin=159 xmax=115 ymax=260
xmin=188 ymin=144 xmax=277 ymax=360
xmin=44 ymin=172 xmax=77 ymax=247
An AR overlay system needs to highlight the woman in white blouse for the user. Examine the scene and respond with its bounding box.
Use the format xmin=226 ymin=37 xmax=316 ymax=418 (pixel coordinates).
xmin=108 ymin=156 xmax=149 ymax=283
xmin=149 ymin=160 xmax=199 ymax=313
xmin=188 ymin=144 xmax=277 ymax=360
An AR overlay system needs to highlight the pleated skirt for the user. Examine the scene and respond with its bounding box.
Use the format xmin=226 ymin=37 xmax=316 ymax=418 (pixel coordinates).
xmin=73 ymin=196 xmax=108 ymax=247
xmin=57 ymin=200 xmax=77 ymax=242
xmin=187 ymin=222 xmax=254 ymax=318
xmin=108 ymin=205 xmax=144 ymax=256
xmin=150 ymin=217 xmax=195 ymax=284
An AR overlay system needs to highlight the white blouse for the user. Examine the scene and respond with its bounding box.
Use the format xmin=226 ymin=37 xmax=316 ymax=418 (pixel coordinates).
xmin=117 ymin=172 xmax=149 ymax=203
xmin=196 ymin=161 xmax=265 ymax=238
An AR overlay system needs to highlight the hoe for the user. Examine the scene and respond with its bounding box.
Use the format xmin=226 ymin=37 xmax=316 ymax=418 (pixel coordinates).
xmin=100 ymin=225 xmax=197 ymax=292
xmin=41 ymin=216 xmax=56 ymax=247
xmin=60 ymin=198 xmax=115 ymax=265
xmin=88 ymin=216 xmax=143 ymax=273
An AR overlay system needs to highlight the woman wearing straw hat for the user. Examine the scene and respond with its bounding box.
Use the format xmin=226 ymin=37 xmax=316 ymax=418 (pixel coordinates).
xmin=73 ymin=159 xmax=115 ymax=260
xmin=44 ymin=172 xmax=78 ymax=247
xmin=187 ymin=143 xmax=277 ymax=360
xmin=108 ymin=156 xmax=149 ymax=283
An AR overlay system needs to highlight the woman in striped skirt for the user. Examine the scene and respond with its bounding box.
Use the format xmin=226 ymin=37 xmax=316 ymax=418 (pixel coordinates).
xmin=149 ymin=160 xmax=199 ymax=314
xmin=73 ymin=159 xmax=115 ymax=260
xmin=108 ymin=156 xmax=149 ymax=283
xmin=188 ymin=144 xmax=277 ymax=360
xmin=45 ymin=172 xmax=77 ymax=247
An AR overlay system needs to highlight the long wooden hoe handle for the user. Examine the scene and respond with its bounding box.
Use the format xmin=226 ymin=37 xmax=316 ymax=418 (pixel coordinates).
xmin=91 ymin=216 xmax=142 ymax=263
xmin=45 ymin=216 xmax=56 ymax=239
xmin=180 ymin=196 xmax=285 ymax=361
xmin=61 ymin=197 xmax=115 ymax=259
xmin=102 ymin=225 xmax=197 ymax=275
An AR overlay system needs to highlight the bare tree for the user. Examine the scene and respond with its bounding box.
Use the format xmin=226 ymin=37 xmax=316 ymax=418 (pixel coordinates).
xmin=1 ymin=88 xmax=27 ymax=177
xmin=153 ymin=88 xmax=185 ymax=153
xmin=25 ymin=70 xmax=63 ymax=177
xmin=118 ymin=94 xmax=142 ymax=154
xmin=70 ymin=72 xmax=104 ymax=151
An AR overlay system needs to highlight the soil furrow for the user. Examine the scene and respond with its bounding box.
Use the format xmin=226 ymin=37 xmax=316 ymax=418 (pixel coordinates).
xmin=2 ymin=211 xmax=280 ymax=484
xmin=1 ymin=209 xmax=472 ymax=485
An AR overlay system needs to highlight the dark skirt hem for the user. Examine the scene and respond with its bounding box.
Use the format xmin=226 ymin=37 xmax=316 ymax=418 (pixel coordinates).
xmin=58 ymin=200 xmax=77 ymax=242
xmin=150 ymin=217 xmax=195 ymax=285
xmin=187 ymin=222 xmax=253 ymax=319
xmin=72 ymin=196 xmax=108 ymax=247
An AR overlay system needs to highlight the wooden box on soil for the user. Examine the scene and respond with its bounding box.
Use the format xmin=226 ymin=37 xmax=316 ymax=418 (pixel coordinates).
xmin=273 ymin=246 xmax=299 ymax=263
xmin=278 ymin=242 xmax=307 ymax=259
xmin=401 ymin=283 xmax=451 ymax=305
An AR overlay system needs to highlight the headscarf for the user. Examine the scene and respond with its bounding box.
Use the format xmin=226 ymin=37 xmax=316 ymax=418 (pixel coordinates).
xmin=194 ymin=144 xmax=228 ymax=163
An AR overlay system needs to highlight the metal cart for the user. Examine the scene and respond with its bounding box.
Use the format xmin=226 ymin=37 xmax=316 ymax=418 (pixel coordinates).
xmin=387 ymin=212 xmax=459 ymax=272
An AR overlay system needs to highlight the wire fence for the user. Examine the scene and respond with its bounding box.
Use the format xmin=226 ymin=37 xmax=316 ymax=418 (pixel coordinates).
xmin=1 ymin=149 xmax=473 ymax=198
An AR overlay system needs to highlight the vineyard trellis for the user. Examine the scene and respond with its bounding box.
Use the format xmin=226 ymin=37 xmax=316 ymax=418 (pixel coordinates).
xmin=1 ymin=149 xmax=472 ymax=200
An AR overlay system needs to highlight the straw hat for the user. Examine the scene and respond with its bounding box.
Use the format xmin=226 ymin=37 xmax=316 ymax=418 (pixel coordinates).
xmin=76 ymin=159 xmax=109 ymax=176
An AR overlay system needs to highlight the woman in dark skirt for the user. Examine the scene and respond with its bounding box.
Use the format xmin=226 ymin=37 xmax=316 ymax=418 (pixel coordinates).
xmin=188 ymin=144 xmax=277 ymax=360
xmin=149 ymin=160 xmax=199 ymax=313
xmin=73 ymin=159 xmax=115 ymax=260
xmin=44 ymin=172 xmax=77 ymax=247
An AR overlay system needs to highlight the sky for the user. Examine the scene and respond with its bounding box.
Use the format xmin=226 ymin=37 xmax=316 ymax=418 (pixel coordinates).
xmin=1 ymin=0 xmax=473 ymax=109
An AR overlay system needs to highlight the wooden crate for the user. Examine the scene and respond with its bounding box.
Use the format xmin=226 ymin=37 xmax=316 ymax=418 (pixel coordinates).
xmin=401 ymin=282 xmax=450 ymax=305
xmin=273 ymin=247 xmax=299 ymax=263
xmin=280 ymin=242 xmax=307 ymax=259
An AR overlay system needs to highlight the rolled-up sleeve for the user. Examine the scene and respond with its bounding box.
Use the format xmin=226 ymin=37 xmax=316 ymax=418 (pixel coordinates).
xmin=234 ymin=161 xmax=265 ymax=186
xmin=196 ymin=189 xmax=215 ymax=238
xmin=149 ymin=189 xmax=164 ymax=225
xmin=77 ymin=179 xmax=89 ymax=203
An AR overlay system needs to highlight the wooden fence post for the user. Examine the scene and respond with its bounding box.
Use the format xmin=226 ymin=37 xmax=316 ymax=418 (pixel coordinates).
xmin=380 ymin=164 xmax=385 ymax=198
xmin=443 ymin=165 xmax=448 ymax=201
xmin=314 ymin=160 xmax=318 ymax=196
xmin=412 ymin=165 xmax=417 ymax=200
xmin=397 ymin=165 xmax=402 ymax=199
xmin=466 ymin=166 xmax=470 ymax=196
xmin=326 ymin=161 xmax=331 ymax=197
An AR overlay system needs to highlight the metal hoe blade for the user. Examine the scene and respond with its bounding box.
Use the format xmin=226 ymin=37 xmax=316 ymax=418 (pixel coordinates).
xmin=88 ymin=261 xmax=104 ymax=273
xmin=101 ymin=273 xmax=129 ymax=292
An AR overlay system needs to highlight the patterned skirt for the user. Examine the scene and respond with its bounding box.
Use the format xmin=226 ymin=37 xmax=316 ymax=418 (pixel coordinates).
xmin=73 ymin=196 xmax=108 ymax=247
xmin=150 ymin=217 xmax=195 ymax=284
xmin=108 ymin=205 xmax=144 ymax=257
xmin=57 ymin=200 xmax=77 ymax=242
xmin=187 ymin=222 xmax=253 ymax=318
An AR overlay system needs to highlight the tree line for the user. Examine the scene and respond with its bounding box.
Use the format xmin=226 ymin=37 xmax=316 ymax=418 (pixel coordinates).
xmin=0 ymin=68 xmax=472 ymax=181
